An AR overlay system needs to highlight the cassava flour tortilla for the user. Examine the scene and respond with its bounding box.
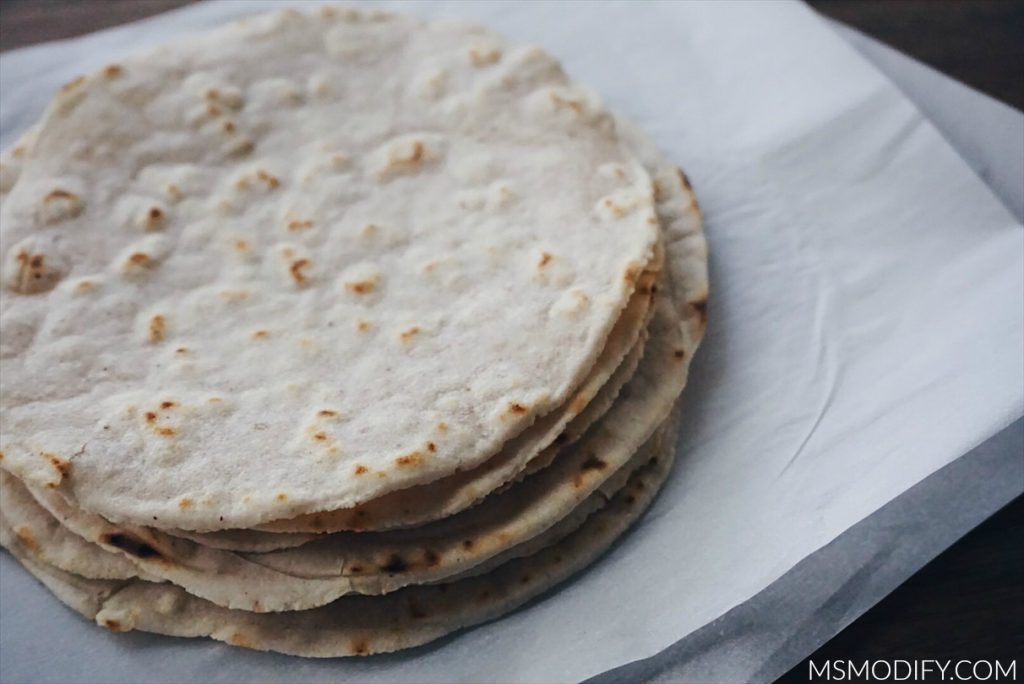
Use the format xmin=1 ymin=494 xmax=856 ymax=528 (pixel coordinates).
xmin=5 ymin=144 xmax=703 ymax=612
xmin=0 ymin=6 xmax=661 ymax=531
xmin=1 ymin=404 xmax=684 ymax=657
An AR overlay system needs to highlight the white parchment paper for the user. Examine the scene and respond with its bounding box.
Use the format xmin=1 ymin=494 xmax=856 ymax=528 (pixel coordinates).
xmin=1 ymin=2 xmax=1022 ymax=683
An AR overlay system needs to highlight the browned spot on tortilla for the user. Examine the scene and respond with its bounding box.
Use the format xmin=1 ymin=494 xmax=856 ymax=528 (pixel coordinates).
xmin=625 ymin=494 xmax=637 ymax=505
xmin=478 ymin=589 xmax=492 ymax=601
xmin=426 ymin=441 xmax=436 ymax=453
xmin=313 ymin=432 xmax=328 ymax=442
xmin=623 ymin=261 xmax=641 ymax=284
xmin=222 ymin=120 xmax=237 ymax=134
xmin=399 ymin=326 xmax=420 ymax=343
xmin=357 ymin=319 xmax=372 ymax=332
xmin=381 ymin=554 xmax=408 ymax=574
xmin=43 ymin=453 xmax=70 ymax=484
xmin=468 ymin=47 xmax=501 ymax=66
xmin=129 ymin=252 xmax=151 ymax=267
xmin=423 ymin=549 xmax=440 ymax=567
xmin=61 ymin=75 xmax=85 ymax=92
xmin=148 ymin=315 xmax=166 ymax=342
xmin=354 ymin=464 xmax=368 ymax=476
xmin=569 ymin=394 xmax=589 ymax=415
xmin=506 ymin=401 xmax=528 ymax=417
xmin=538 ymin=252 xmax=553 ymax=268
xmin=520 ymin=574 xmax=531 ymax=584
xmin=573 ymin=473 xmax=585 ymax=488
xmin=287 ymin=219 xmax=313 ymax=232
xmin=437 ymin=421 xmax=448 ymax=432
xmin=234 ymin=239 xmax=249 ymax=253
xmin=690 ymin=296 xmax=708 ymax=326
xmin=676 ymin=166 xmax=693 ymax=191
xmin=673 ymin=349 xmax=686 ymax=360
xmin=14 ymin=527 xmax=38 ymax=551
xmin=550 ymin=92 xmax=583 ymax=114
xmin=146 ymin=206 xmax=164 ymax=226
xmin=144 ymin=411 xmax=157 ymax=423
xmin=252 ymin=329 xmax=269 ymax=340
xmin=276 ymin=493 xmax=287 ymax=502
xmin=351 ymin=639 xmax=370 ymax=656
xmin=156 ymin=427 xmax=176 ymax=437
xmin=206 ymin=102 xmax=223 ymax=117
xmin=555 ymin=433 xmax=568 ymax=445
xmin=101 ymin=618 xmax=127 ymax=632
xmin=318 ymin=409 xmax=337 ymax=417
xmin=256 ymin=169 xmax=280 ymax=189
xmin=252 ymin=600 xmax=262 ymax=612
xmin=345 ymin=277 xmax=377 ymax=294
xmin=289 ymin=259 xmax=310 ymax=285
xmin=227 ymin=632 xmax=253 ymax=648
xmin=101 ymin=532 xmax=164 ymax=561
xmin=347 ymin=564 xmax=364 ymax=574
xmin=178 ymin=498 xmax=192 ymax=509
xmin=160 ymin=400 xmax=177 ymax=409
xmin=581 ymin=454 xmax=607 ymax=471
xmin=102 ymin=64 xmax=123 ymax=79
xmin=395 ymin=451 xmax=424 ymax=467
xmin=462 ymin=539 xmax=474 ymax=551
xmin=408 ymin=141 xmax=424 ymax=163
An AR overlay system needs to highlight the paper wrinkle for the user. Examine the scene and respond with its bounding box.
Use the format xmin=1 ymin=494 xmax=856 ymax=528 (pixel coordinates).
xmin=1 ymin=2 xmax=1023 ymax=683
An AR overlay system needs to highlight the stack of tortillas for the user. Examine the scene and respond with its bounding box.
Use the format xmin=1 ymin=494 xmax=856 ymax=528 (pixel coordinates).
xmin=0 ymin=6 xmax=707 ymax=657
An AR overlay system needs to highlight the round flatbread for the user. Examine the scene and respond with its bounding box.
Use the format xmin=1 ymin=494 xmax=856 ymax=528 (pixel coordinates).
xmin=0 ymin=7 xmax=660 ymax=531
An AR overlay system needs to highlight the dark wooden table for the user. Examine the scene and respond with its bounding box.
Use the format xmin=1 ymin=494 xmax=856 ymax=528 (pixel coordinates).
xmin=2 ymin=0 xmax=1022 ymax=677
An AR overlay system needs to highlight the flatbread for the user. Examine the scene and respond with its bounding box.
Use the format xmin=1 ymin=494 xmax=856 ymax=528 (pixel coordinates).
xmin=1 ymin=404 xmax=683 ymax=657
xmin=0 ymin=6 xmax=660 ymax=531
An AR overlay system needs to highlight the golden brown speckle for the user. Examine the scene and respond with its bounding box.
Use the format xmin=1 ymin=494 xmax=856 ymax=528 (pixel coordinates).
xmin=399 ymin=326 xmax=420 ymax=343
xmin=178 ymin=498 xmax=193 ymax=509
xmin=354 ymin=464 xmax=368 ymax=476
xmin=287 ymin=219 xmax=314 ymax=232
xmin=289 ymin=259 xmax=311 ymax=286
xmin=148 ymin=315 xmax=166 ymax=343
xmin=102 ymin=64 xmax=123 ymax=79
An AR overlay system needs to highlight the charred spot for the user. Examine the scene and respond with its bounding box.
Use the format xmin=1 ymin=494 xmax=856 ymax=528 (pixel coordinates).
xmin=673 ymin=349 xmax=686 ymax=360
xmin=148 ymin=206 xmax=163 ymax=220
xmin=101 ymin=532 xmax=163 ymax=560
xmin=426 ymin=441 xmax=436 ymax=453
xmin=144 ymin=412 xmax=157 ymax=422
xmin=102 ymin=618 xmax=125 ymax=632
xmin=581 ymin=454 xmax=607 ymax=471
xmin=289 ymin=259 xmax=311 ymax=285
xmin=380 ymin=554 xmax=408 ymax=574
xmin=462 ymin=539 xmax=474 ymax=551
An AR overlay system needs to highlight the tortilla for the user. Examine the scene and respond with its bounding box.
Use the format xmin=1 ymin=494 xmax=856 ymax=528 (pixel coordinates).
xmin=0 ymin=6 xmax=660 ymax=531
xmin=1 ymin=404 xmax=683 ymax=657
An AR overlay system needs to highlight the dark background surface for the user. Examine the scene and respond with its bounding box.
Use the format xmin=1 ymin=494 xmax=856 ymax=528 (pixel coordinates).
xmin=1 ymin=0 xmax=1022 ymax=678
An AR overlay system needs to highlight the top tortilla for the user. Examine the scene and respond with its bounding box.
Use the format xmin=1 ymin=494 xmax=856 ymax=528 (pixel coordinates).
xmin=0 ymin=7 xmax=659 ymax=530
